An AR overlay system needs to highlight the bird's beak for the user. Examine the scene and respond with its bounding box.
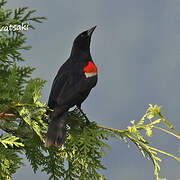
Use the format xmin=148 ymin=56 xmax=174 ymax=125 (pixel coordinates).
xmin=87 ymin=26 xmax=97 ymax=36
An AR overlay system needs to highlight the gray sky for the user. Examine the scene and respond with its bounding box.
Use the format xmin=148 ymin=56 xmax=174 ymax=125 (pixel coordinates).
xmin=6 ymin=0 xmax=180 ymax=179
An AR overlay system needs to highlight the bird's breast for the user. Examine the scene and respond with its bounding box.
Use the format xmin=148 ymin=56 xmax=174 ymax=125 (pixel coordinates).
xmin=83 ymin=61 xmax=98 ymax=78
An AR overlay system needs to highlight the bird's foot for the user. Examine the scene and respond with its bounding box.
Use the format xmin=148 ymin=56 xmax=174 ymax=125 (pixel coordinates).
xmin=77 ymin=107 xmax=90 ymax=127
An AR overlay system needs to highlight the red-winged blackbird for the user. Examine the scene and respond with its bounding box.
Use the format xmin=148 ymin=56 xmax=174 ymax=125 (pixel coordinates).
xmin=45 ymin=26 xmax=98 ymax=147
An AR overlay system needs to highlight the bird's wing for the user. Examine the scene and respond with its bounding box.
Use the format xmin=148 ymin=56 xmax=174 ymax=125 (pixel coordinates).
xmin=48 ymin=71 xmax=69 ymax=109
xmin=48 ymin=70 xmax=97 ymax=110
xmin=57 ymin=73 xmax=97 ymax=107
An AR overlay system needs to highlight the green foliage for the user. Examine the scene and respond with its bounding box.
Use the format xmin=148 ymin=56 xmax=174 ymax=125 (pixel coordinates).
xmin=0 ymin=1 xmax=179 ymax=180
xmin=0 ymin=146 xmax=23 ymax=180
xmin=0 ymin=0 xmax=46 ymax=179
xmin=117 ymin=104 xmax=180 ymax=180
xmin=0 ymin=134 xmax=23 ymax=148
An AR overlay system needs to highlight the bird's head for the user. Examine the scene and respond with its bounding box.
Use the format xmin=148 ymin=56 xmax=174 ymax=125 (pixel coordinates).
xmin=72 ymin=26 xmax=96 ymax=52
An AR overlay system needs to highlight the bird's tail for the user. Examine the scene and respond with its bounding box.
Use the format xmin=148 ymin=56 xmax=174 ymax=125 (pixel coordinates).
xmin=45 ymin=112 xmax=68 ymax=147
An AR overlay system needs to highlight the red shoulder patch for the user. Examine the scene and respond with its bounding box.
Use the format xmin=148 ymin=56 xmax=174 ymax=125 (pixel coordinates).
xmin=84 ymin=61 xmax=97 ymax=73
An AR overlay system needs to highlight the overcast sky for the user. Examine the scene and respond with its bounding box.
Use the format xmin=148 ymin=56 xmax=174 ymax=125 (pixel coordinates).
xmin=6 ymin=0 xmax=180 ymax=179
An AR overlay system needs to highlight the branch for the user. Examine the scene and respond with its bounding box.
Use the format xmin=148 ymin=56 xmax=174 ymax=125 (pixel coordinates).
xmin=0 ymin=113 xmax=16 ymax=118
xmin=0 ymin=103 xmax=33 ymax=118
xmin=153 ymin=126 xmax=180 ymax=140
xmin=97 ymin=124 xmax=180 ymax=160
xmin=97 ymin=124 xmax=126 ymax=134
xmin=0 ymin=106 xmax=11 ymax=118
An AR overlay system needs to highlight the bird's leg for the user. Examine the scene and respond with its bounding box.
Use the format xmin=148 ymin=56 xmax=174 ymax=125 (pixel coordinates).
xmin=77 ymin=106 xmax=90 ymax=125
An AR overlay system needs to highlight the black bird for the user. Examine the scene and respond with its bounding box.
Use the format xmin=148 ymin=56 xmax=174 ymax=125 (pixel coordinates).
xmin=45 ymin=26 xmax=98 ymax=147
